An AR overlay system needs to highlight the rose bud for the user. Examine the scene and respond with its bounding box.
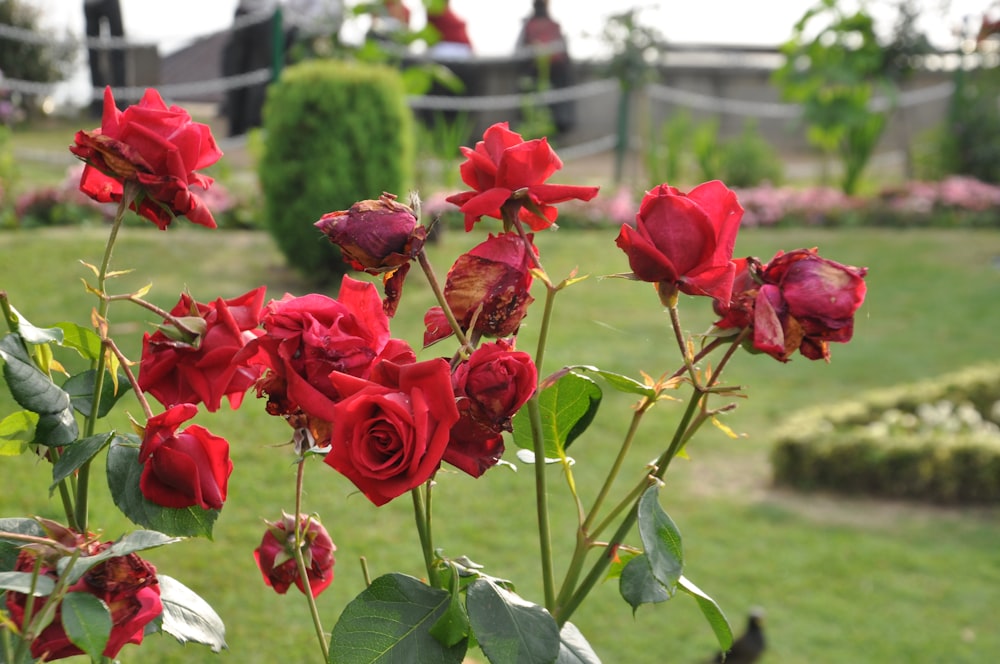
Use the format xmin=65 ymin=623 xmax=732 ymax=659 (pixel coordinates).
xmin=314 ymin=193 xmax=428 ymax=317
xmin=254 ymin=513 xmax=336 ymax=598
xmin=69 ymin=86 xmax=223 ymax=229
xmin=616 ymin=181 xmax=742 ymax=306
xmin=6 ymin=538 xmax=161 ymax=661
xmin=423 ymin=233 xmax=536 ymax=346
xmin=446 ymin=122 xmax=599 ymax=231
xmin=138 ymin=403 xmax=234 ymax=510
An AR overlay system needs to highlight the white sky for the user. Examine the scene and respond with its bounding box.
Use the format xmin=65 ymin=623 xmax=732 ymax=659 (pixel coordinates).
xmin=25 ymin=0 xmax=993 ymax=105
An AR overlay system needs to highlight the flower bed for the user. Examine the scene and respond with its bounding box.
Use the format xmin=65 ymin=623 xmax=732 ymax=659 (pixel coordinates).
xmin=771 ymin=364 xmax=1000 ymax=504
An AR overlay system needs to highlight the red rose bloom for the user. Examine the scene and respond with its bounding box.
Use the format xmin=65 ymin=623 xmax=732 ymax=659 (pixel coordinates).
xmin=254 ymin=513 xmax=336 ymax=598
xmin=445 ymin=409 xmax=506 ymax=478
xmin=138 ymin=403 xmax=233 ymax=510
xmin=6 ymin=541 xmax=161 ymax=661
xmin=424 ymin=233 xmax=536 ymax=346
xmin=714 ymin=248 xmax=868 ymax=362
xmin=314 ymin=193 xmax=427 ymax=317
xmin=446 ymin=122 xmax=599 ymax=231
xmin=324 ymin=358 xmax=460 ymax=506
xmin=69 ymin=86 xmax=223 ymax=229
xmin=616 ymin=181 xmax=743 ymax=305
xmin=238 ymin=276 xmax=416 ymax=424
xmin=138 ymin=287 xmax=266 ymax=412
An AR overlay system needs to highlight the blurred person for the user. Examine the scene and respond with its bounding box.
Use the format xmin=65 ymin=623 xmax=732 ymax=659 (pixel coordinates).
xmin=83 ymin=0 xmax=126 ymax=116
xmin=426 ymin=0 xmax=473 ymax=59
xmin=516 ymin=0 xmax=575 ymax=134
xmin=222 ymin=0 xmax=279 ymax=137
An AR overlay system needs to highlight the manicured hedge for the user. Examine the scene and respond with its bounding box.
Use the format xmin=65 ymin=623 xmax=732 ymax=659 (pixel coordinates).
xmin=771 ymin=364 xmax=1000 ymax=504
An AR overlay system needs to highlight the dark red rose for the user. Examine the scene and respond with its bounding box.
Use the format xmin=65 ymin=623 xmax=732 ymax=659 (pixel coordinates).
xmin=237 ymin=276 xmax=416 ymax=425
xmin=5 ymin=541 xmax=161 ymax=661
xmin=138 ymin=287 xmax=266 ymax=412
xmin=69 ymin=87 xmax=223 ymax=229
xmin=138 ymin=403 xmax=233 ymax=510
xmin=445 ymin=406 xmax=507 ymax=478
xmin=254 ymin=513 xmax=336 ymax=598
xmin=314 ymin=193 xmax=427 ymax=317
xmin=714 ymin=248 xmax=868 ymax=362
xmin=446 ymin=122 xmax=599 ymax=231
xmin=323 ymin=358 xmax=460 ymax=506
xmin=616 ymin=181 xmax=743 ymax=305
xmin=424 ymin=233 xmax=536 ymax=346
xmin=453 ymin=340 xmax=537 ymax=427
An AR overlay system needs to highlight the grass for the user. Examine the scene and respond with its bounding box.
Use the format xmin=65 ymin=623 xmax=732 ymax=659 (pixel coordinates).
xmin=1 ymin=224 xmax=999 ymax=663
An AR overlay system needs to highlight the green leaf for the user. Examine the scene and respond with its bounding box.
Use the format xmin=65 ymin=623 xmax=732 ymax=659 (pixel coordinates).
xmin=106 ymin=437 xmax=219 ymax=538
xmin=0 ymin=517 xmax=46 ymax=570
xmin=59 ymin=530 xmax=181 ymax=585
xmin=637 ymin=485 xmax=683 ymax=593
xmin=429 ymin=565 xmax=470 ymax=648
xmin=556 ymin=622 xmax=602 ymax=664
xmin=63 ymin=369 xmax=129 ymax=419
xmin=466 ymin=578 xmax=560 ymax=664
xmin=158 ymin=574 xmax=227 ymax=652
xmin=54 ymin=323 xmax=102 ymax=361
xmin=51 ymin=432 xmax=114 ymax=492
xmin=679 ymin=575 xmax=733 ymax=654
xmin=512 ymin=371 xmax=602 ymax=458
xmin=328 ymin=573 xmax=467 ymax=664
xmin=619 ymin=553 xmax=671 ymax=612
xmin=7 ymin=305 xmax=64 ymax=346
xmin=570 ymin=365 xmax=657 ymax=398
xmin=0 ymin=410 xmax=38 ymax=456
xmin=33 ymin=408 xmax=79 ymax=447
xmin=0 ymin=334 xmax=73 ymax=413
xmin=0 ymin=571 xmax=55 ymax=596
xmin=61 ymin=591 xmax=112 ymax=659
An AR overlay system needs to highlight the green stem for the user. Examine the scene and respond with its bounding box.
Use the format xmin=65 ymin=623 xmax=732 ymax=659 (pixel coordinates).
xmin=582 ymin=403 xmax=649 ymax=533
xmin=292 ymin=459 xmax=329 ymax=663
xmin=411 ymin=484 xmax=438 ymax=588
xmin=416 ymin=248 xmax=471 ymax=353
xmin=105 ymin=338 xmax=154 ymax=420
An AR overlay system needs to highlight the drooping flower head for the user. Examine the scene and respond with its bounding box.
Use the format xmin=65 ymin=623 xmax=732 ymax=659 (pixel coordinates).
xmin=254 ymin=513 xmax=336 ymax=598
xmin=713 ymin=248 xmax=868 ymax=362
xmin=138 ymin=287 xmax=266 ymax=412
xmin=616 ymin=181 xmax=743 ymax=306
xmin=69 ymin=86 xmax=223 ymax=229
xmin=446 ymin=122 xmax=599 ymax=231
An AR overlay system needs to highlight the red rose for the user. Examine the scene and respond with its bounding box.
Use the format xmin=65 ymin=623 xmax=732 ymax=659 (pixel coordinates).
xmin=323 ymin=358 xmax=460 ymax=506
xmin=616 ymin=181 xmax=743 ymax=305
xmin=423 ymin=233 xmax=536 ymax=346
xmin=314 ymin=193 xmax=427 ymax=317
xmin=69 ymin=86 xmax=223 ymax=229
xmin=238 ymin=276 xmax=416 ymax=425
xmin=138 ymin=287 xmax=266 ymax=412
xmin=453 ymin=340 xmax=537 ymax=427
xmin=714 ymin=248 xmax=868 ymax=362
xmin=6 ymin=543 xmax=161 ymax=661
xmin=446 ymin=122 xmax=599 ymax=231
xmin=138 ymin=403 xmax=233 ymax=510
xmin=445 ymin=407 xmax=507 ymax=478
xmin=254 ymin=513 xmax=336 ymax=598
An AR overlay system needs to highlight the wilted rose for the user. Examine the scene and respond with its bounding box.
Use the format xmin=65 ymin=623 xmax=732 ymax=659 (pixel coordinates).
xmin=254 ymin=513 xmax=336 ymax=598
xmin=714 ymin=248 xmax=868 ymax=362
xmin=324 ymin=358 xmax=459 ymax=506
xmin=69 ymin=87 xmax=223 ymax=229
xmin=424 ymin=233 xmax=536 ymax=346
xmin=138 ymin=403 xmax=233 ymax=510
xmin=314 ymin=193 xmax=427 ymax=317
xmin=446 ymin=122 xmax=599 ymax=231
xmin=5 ymin=537 xmax=161 ymax=661
xmin=138 ymin=287 xmax=266 ymax=412
xmin=616 ymin=181 xmax=742 ymax=305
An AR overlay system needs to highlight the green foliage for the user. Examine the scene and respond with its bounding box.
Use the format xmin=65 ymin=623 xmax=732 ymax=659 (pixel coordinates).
xmin=935 ymin=67 xmax=1000 ymax=184
xmin=260 ymin=59 xmax=414 ymax=286
xmin=771 ymin=363 xmax=1000 ymax=504
xmin=717 ymin=121 xmax=784 ymax=187
xmin=691 ymin=119 xmax=720 ymax=182
xmin=772 ymin=0 xmax=892 ymax=194
xmin=643 ymin=112 xmax=692 ymax=188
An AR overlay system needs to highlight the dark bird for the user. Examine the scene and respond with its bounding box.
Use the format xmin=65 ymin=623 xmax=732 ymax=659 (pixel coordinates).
xmin=713 ymin=607 xmax=765 ymax=664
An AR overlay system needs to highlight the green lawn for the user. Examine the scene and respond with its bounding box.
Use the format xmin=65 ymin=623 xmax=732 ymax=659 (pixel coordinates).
xmin=1 ymin=225 xmax=999 ymax=663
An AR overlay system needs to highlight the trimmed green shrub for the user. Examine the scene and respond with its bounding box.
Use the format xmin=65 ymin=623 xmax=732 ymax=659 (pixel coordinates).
xmin=718 ymin=121 xmax=783 ymax=188
xmin=260 ymin=59 xmax=414 ymax=285
xmin=771 ymin=364 xmax=1000 ymax=504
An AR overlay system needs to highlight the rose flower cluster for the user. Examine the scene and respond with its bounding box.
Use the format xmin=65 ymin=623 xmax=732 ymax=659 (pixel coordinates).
xmin=19 ymin=84 xmax=865 ymax=657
